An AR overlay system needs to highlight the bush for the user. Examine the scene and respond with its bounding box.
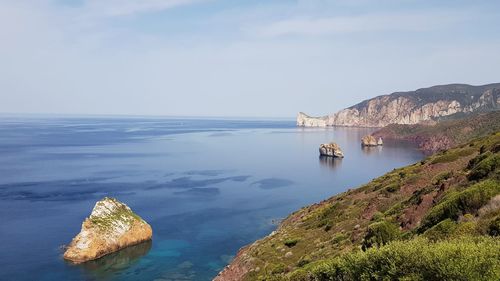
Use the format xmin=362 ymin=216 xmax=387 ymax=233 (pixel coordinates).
xmin=423 ymin=219 xmax=457 ymax=241
xmin=467 ymin=152 xmax=491 ymax=169
xmin=489 ymin=217 xmax=500 ymax=236
xmin=268 ymin=263 xmax=286 ymax=274
xmin=431 ymin=148 xmax=475 ymax=164
xmin=371 ymin=211 xmax=384 ymax=222
xmin=468 ymin=154 xmax=500 ymax=181
xmin=331 ymin=233 xmax=348 ymax=244
xmin=297 ymin=255 xmax=312 ymax=267
xmin=420 ymin=180 xmax=500 ymax=231
xmin=284 ymin=238 xmax=299 ymax=248
xmin=290 ymin=236 xmax=500 ymax=281
xmin=385 ymin=183 xmax=400 ymax=193
xmin=433 ymin=171 xmax=452 ymax=185
xmin=361 ymin=221 xmax=400 ymax=250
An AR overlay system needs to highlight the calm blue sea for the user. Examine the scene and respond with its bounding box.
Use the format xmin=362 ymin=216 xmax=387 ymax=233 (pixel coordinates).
xmin=0 ymin=117 xmax=423 ymax=281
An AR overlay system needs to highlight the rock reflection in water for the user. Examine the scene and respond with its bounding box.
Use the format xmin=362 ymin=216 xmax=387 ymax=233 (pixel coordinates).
xmin=319 ymin=155 xmax=342 ymax=170
xmin=361 ymin=145 xmax=383 ymax=155
xmin=78 ymin=240 xmax=152 ymax=279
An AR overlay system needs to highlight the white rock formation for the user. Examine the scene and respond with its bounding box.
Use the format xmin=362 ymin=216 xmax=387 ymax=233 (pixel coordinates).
xmin=297 ymin=112 xmax=327 ymax=127
xmin=319 ymin=143 xmax=344 ymax=158
xmin=64 ymin=197 xmax=152 ymax=263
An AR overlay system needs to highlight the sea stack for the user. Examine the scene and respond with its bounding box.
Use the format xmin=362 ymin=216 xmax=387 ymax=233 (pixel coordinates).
xmin=361 ymin=135 xmax=383 ymax=147
xmin=64 ymin=197 xmax=152 ymax=263
xmin=319 ymin=142 xmax=344 ymax=158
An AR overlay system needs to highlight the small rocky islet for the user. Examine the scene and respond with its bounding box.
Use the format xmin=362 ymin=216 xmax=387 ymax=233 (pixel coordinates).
xmin=64 ymin=197 xmax=152 ymax=263
xmin=361 ymin=135 xmax=383 ymax=147
xmin=319 ymin=142 xmax=344 ymax=158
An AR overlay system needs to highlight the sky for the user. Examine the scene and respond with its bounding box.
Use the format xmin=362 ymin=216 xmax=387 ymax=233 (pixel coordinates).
xmin=1 ymin=0 xmax=500 ymax=118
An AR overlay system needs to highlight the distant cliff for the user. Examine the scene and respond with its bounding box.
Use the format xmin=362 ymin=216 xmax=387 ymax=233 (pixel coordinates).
xmin=297 ymin=83 xmax=500 ymax=127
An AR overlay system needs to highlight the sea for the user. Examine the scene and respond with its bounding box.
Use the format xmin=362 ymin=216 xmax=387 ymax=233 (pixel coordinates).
xmin=0 ymin=116 xmax=424 ymax=281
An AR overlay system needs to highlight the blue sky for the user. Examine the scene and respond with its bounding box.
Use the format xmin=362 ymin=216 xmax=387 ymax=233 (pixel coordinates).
xmin=1 ymin=0 xmax=500 ymax=117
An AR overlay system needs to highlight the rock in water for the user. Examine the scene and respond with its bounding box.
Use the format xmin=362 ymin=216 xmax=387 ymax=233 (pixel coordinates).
xmin=319 ymin=143 xmax=344 ymax=158
xmin=361 ymin=135 xmax=378 ymax=146
xmin=64 ymin=197 xmax=152 ymax=263
xmin=377 ymin=137 xmax=383 ymax=146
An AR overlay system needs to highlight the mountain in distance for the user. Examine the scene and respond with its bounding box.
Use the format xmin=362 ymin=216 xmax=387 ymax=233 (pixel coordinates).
xmin=297 ymin=83 xmax=500 ymax=127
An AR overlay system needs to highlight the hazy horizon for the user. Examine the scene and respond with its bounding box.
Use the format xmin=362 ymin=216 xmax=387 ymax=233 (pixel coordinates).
xmin=1 ymin=0 xmax=500 ymax=117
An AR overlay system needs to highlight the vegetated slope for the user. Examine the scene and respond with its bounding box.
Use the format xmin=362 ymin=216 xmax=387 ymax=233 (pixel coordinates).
xmin=215 ymin=133 xmax=500 ymax=281
xmin=297 ymin=83 xmax=500 ymax=127
xmin=373 ymin=111 xmax=500 ymax=153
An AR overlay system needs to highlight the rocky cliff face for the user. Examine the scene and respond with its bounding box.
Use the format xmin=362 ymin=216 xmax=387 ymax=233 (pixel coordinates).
xmin=298 ymin=84 xmax=500 ymax=127
xmin=64 ymin=197 xmax=152 ymax=263
xmin=296 ymin=112 xmax=328 ymax=127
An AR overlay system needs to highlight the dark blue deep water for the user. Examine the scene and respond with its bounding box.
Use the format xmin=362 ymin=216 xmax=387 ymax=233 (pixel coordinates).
xmin=0 ymin=117 xmax=424 ymax=281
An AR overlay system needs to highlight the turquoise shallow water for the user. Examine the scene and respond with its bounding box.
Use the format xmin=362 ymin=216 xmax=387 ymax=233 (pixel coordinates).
xmin=0 ymin=117 xmax=423 ymax=281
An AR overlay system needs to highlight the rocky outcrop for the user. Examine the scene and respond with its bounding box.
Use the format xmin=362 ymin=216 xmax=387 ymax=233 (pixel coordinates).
xmin=64 ymin=197 xmax=152 ymax=263
xmin=361 ymin=135 xmax=383 ymax=146
xmin=296 ymin=112 xmax=327 ymax=127
xmin=298 ymin=83 xmax=500 ymax=127
xmin=319 ymin=142 xmax=344 ymax=158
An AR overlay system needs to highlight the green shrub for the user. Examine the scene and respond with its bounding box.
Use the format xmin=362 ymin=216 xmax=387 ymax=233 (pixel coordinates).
xmin=385 ymin=183 xmax=400 ymax=193
xmin=468 ymin=154 xmax=500 ymax=181
xmin=284 ymin=238 xmax=299 ymax=248
xmin=431 ymin=148 xmax=475 ymax=164
xmin=268 ymin=263 xmax=286 ymax=274
xmin=331 ymin=233 xmax=348 ymax=244
xmin=467 ymin=152 xmax=491 ymax=169
xmin=297 ymin=255 xmax=312 ymax=267
xmin=420 ymin=180 xmax=500 ymax=231
xmin=433 ymin=171 xmax=452 ymax=185
xmin=489 ymin=216 xmax=500 ymax=236
xmin=361 ymin=221 xmax=400 ymax=250
xmin=290 ymin=236 xmax=500 ymax=281
xmin=423 ymin=219 xmax=457 ymax=241
xmin=453 ymin=221 xmax=479 ymax=237
xmin=371 ymin=211 xmax=384 ymax=222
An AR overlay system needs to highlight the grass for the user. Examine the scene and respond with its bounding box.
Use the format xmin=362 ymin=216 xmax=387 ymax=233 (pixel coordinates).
xmin=89 ymin=197 xmax=144 ymax=231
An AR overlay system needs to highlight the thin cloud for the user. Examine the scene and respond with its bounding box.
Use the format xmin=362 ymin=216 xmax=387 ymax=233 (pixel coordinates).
xmin=82 ymin=0 xmax=208 ymax=18
xmin=252 ymin=11 xmax=471 ymax=37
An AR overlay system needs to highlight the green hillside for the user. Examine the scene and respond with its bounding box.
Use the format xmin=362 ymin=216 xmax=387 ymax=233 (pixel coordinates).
xmin=231 ymin=132 xmax=500 ymax=281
